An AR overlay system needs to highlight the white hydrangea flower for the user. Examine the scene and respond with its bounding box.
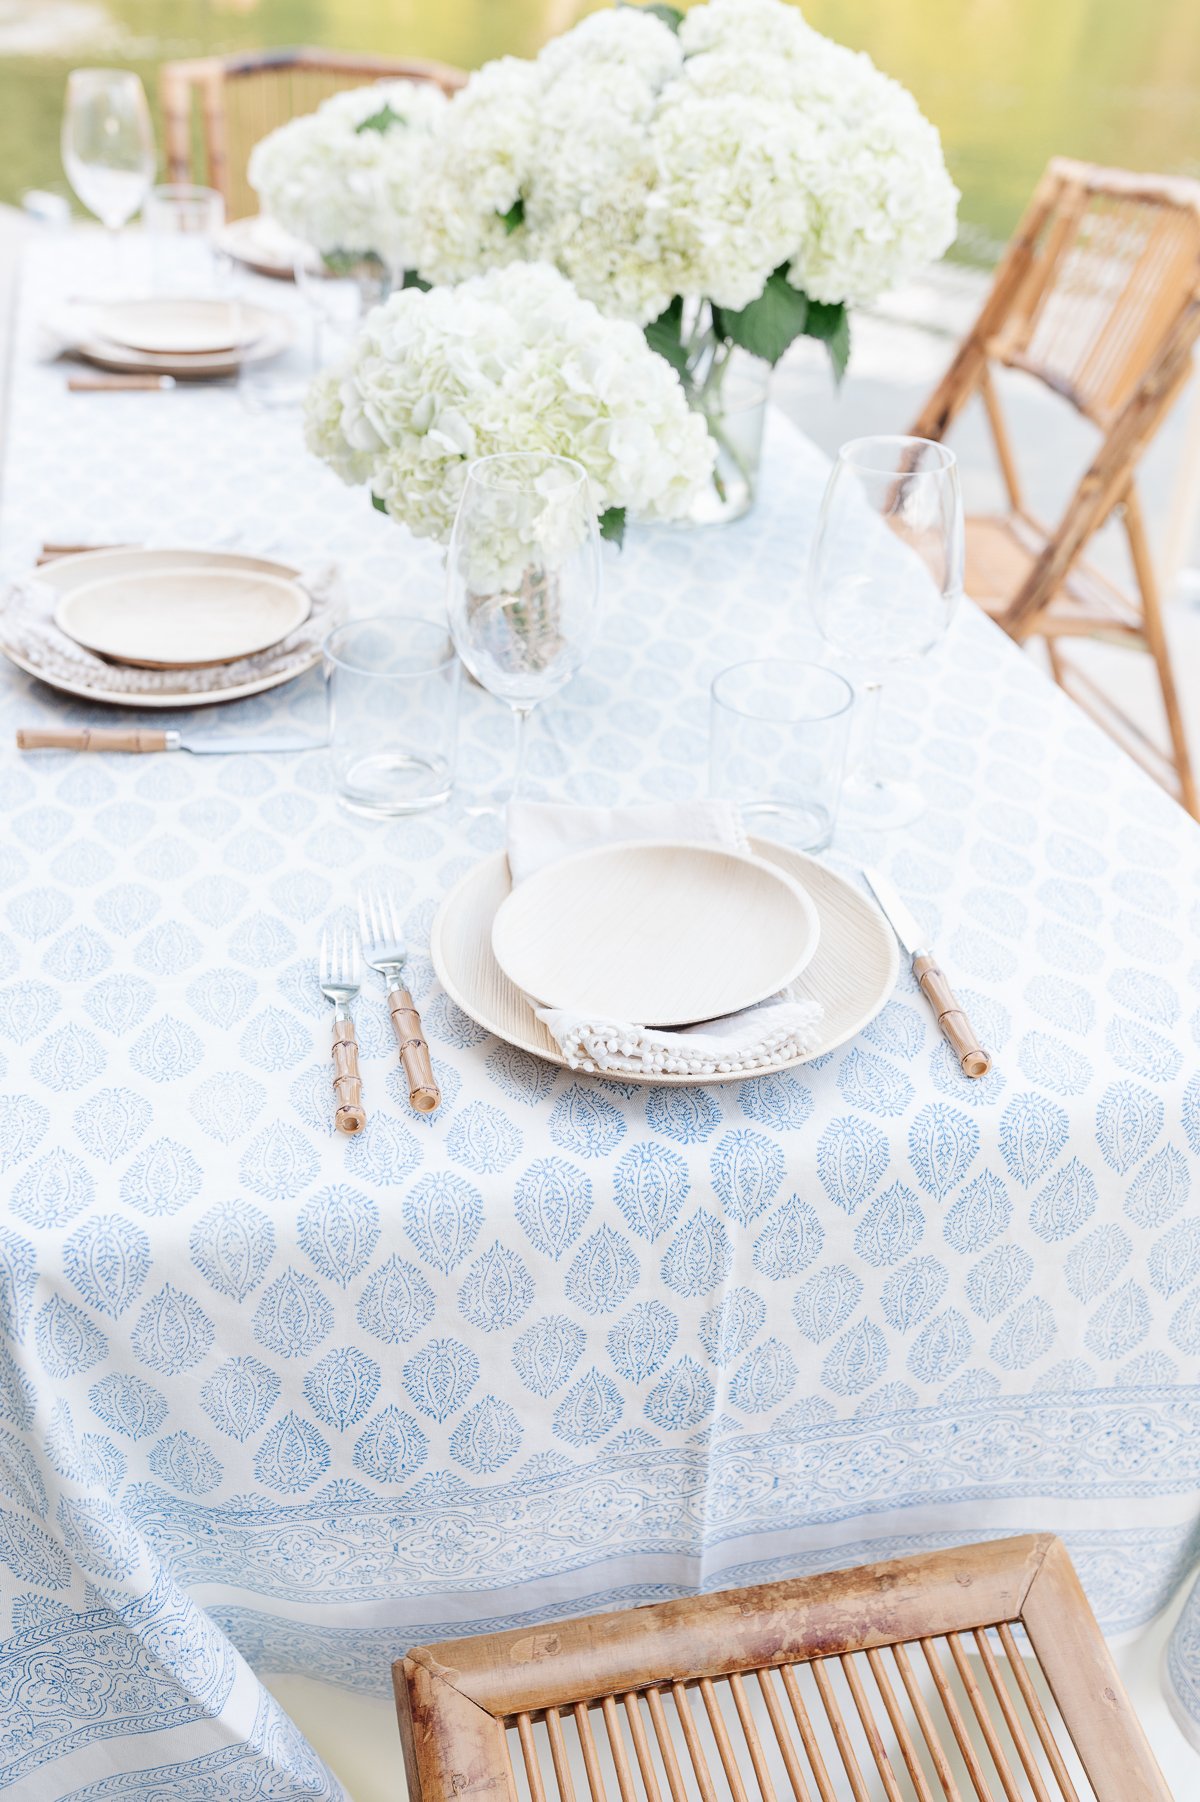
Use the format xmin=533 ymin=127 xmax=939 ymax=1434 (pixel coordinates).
xmin=411 ymin=0 xmax=958 ymax=324
xmin=305 ymin=263 xmax=716 ymax=554
xmin=247 ymin=79 xmax=446 ymax=267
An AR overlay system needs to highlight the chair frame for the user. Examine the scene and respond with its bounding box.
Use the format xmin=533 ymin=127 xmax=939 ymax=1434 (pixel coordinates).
xmin=160 ymin=48 xmax=466 ymax=212
xmin=394 ymin=1535 xmax=1172 ymax=1802
xmin=910 ymin=157 xmax=1200 ymax=818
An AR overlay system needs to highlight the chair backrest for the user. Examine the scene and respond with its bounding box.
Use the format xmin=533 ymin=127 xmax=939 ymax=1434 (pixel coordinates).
xmin=915 ymin=159 xmax=1200 ymax=439
xmin=160 ymin=48 xmax=467 ymax=221
xmin=911 ymin=160 xmax=1200 ymax=638
xmin=394 ymin=1536 xmax=1172 ymax=1802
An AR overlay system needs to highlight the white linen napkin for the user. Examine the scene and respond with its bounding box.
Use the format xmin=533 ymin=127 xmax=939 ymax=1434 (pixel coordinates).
xmin=507 ymin=801 xmax=824 ymax=1078
xmin=0 ymin=563 xmax=342 ymax=696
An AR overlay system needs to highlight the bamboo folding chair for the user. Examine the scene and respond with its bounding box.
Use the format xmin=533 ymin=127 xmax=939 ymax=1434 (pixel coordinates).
xmin=159 ymin=49 xmax=467 ymax=222
xmin=394 ymin=1535 xmax=1172 ymax=1802
xmin=910 ymin=158 xmax=1200 ymax=818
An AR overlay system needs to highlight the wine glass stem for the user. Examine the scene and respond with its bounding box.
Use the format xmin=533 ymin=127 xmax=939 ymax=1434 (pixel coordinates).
xmin=858 ymin=678 xmax=884 ymax=786
xmin=107 ymin=224 xmax=122 ymax=295
xmin=511 ymin=704 xmax=533 ymax=800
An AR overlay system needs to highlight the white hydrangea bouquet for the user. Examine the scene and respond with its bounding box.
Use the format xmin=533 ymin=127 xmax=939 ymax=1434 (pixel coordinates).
xmin=411 ymin=0 xmax=959 ymax=518
xmin=247 ymin=79 xmax=447 ymax=284
xmin=305 ymin=261 xmax=715 ymax=555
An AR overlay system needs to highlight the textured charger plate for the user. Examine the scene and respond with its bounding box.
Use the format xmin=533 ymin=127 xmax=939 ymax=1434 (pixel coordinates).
xmin=491 ymin=840 xmax=820 ymax=1026
xmin=432 ymin=840 xmax=899 ymax=1084
xmin=55 ymin=559 xmax=311 ymax=669
xmin=93 ymin=297 xmax=266 ymax=356
xmin=1 ymin=548 xmax=321 ymax=709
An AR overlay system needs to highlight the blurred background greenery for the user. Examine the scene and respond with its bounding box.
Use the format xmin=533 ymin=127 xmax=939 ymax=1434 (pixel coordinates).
xmin=2 ymin=0 xmax=1198 ymax=262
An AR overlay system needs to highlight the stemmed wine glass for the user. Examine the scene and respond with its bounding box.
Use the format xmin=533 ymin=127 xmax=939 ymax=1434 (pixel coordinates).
xmin=446 ymin=452 xmax=602 ymax=808
xmin=808 ymin=435 xmax=963 ymax=829
xmin=61 ymin=69 xmax=156 ymax=292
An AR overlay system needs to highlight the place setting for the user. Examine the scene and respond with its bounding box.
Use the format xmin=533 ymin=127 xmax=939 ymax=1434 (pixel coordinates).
xmin=1 ymin=542 xmax=338 ymax=707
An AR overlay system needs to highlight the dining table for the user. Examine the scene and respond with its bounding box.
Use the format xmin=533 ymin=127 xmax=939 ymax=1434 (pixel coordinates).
xmin=0 ymin=229 xmax=1198 ymax=1799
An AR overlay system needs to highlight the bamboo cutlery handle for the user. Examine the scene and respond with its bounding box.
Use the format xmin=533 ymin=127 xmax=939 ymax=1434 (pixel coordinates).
xmin=331 ymin=1017 xmax=366 ymax=1134
xmin=388 ymin=987 xmax=440 ymax=1113
xmin=16 ymin=727 xmax=170 ymax=753
xmin=913 ymin=953 xmax=992 ymax=1078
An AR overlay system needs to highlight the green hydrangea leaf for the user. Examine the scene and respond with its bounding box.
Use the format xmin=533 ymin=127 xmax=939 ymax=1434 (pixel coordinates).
xmin=637 ymin=1 xmax=685 ymax=30
xmin=498 ymin=198 xmax=526 ymax=236
xmin=804 ymin=300 xmax=852 ymax=384
xmin=355 ymin=103 xmax=405 ymax=135
xmin=371 ymin=493 xmax=388 ymax=515
xmin=402 ymin=270 xmax=431 ymax=292
xmin=599 ymin=506 xmax=627 ymax=549
xmin=644 ymin=296 xmax=688 ymax=376
xmin=711 ymin=267 xmax=809 ymax=367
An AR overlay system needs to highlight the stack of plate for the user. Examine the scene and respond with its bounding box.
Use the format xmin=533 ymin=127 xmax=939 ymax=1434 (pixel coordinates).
xmin=430 ymin=839 xmax=899 ymax=1084
xmin=55 ymin=296 xmax=294 ymax=378
xmin=2 ymin=547 xmax=321 ymax=708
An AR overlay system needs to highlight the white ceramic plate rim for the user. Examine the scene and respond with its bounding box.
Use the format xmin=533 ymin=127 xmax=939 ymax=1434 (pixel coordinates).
xmin=93 ymin=298 xmax=266 ymax=355
xmin=491 ymin=838 xmax=821 ymax=1025
xmin=53 ymin=307 xmax=294 ymax=375
xmin=432 ymin=842 xmax=899 ymax=1084
xmin=54 ymin=564 xmax=311 ymax=667
xmin=1 ymin=548 xmax=320 ymax=708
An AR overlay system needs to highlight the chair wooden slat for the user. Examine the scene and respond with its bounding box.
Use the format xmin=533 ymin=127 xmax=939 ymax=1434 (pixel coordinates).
xmin=395 ymin=1537 xmax=1174 ymax=1802
xmin=996 ymin=1622 xmax=1083 ymax=1802
xmin=729 ymin=1671 xmax=778 ymax=1802
xmin=517 ymin=1712 xmax=550 ymax=1802
xmin=920 ymin=1638 xmax=999 ymax=1802
xmin=891 ymin=1641 xmax=964 ymax=1802
xmin=671 ymin=1681 xmax=721 ymax=1802
xmin=699 ymin=1677 xmax=752 ymax=1802
xmin=865 ymin=1645 xmax=937 ymax=1802
xmin=544 ymin=1707 xmax=577 ymax=1802
xmin=644 ymin=1687 xmax=690 ymax=1802
xmin=810 ymin=1659 xmax=873 ymax=1802
xmin=601 ymin=1693 xmax=639 ymax=1802
xmin=754 ymin=1668 xmax=814 ymax=1802
xmin=573 ymin=1701 xmax=608 ymax=1802
xmin=778 ymin=1664 xmax=840 ymax=1802
xmin=946 ymin=1632 xmax=1025 ymax=1802
xmin=911 ymin=155 xmax=1200 ymax=819
xmin=839 ymin=1653 xmax=905 ymax=1802
xmin=623 ymin=1692 xmax=662 ymax=1802
xmin=972 ymin=1630 xmax=1054 ymax=1802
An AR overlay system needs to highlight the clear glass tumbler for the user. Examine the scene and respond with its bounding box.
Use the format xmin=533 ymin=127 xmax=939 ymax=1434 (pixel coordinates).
xmin=709 ymin=659 xmax=855 ymax=851
xmin=325 ymin=615 xmax=460 ymax=819
xmin=143 ymin=183 xmax=225 ymax=293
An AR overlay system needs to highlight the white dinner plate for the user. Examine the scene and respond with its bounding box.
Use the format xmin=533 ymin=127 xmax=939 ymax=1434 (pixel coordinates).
xmin=93 ymin=297 xmax=264 ymax=356
xmin=434 ymin=841 xmax=897 ymax=1084
xmin=54 ymin=561 xmax=312 ymax=669
xmin=217 ymin=214 xmax=307 ymax=281
xmin=491 ymin=841 xmax=820 ymax=1026
xmin=52 ymin=303 xmax=294 ymax=378
xmin=1 ymin=548 xmax=322 ymax=709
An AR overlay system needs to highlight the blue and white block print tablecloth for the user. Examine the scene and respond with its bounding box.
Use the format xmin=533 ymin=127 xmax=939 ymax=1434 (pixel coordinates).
xmin=0 ymin=238 xmax=1197 ymax=1796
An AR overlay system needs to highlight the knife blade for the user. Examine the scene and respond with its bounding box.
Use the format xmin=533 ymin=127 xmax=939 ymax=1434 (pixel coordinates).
xmin=16 ymin=727 xmax=323 ymax=756
xmin=863 ymin=866 xmax=992 ymax=1079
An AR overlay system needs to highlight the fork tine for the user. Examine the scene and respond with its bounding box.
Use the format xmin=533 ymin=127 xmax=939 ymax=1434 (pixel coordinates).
xmin=357 ymin=892 xmax=369 ymax=950
xmin=384 ymin=887 xmax=400 ymax=942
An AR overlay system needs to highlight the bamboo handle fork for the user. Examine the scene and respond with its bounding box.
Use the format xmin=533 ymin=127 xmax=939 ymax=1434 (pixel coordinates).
xmin=359 ymin=888 xmax=440 ymax=1114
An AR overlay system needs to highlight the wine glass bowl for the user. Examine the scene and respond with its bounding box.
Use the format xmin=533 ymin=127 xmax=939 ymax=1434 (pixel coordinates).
xmin=62 ymin=69 xmax=155 ymax=232
xmin=446 ymin=452 xmax=602 ymax=804
xmin=808 ymin=434 xmax=963 ymax=829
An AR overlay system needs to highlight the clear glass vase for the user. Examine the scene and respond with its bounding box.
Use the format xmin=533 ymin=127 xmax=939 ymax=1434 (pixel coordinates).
xmin=680 ymin=302 xmax=770 ymax=525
